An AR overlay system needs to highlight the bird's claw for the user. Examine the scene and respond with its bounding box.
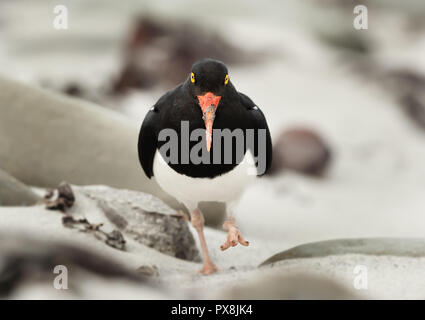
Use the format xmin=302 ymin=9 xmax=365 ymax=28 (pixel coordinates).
xmin=220 ymin=227 xmax=249 ymax=251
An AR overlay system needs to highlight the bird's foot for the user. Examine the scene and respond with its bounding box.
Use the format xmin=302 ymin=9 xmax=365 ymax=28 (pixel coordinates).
xmin=220 ymin=219 xmax=249 ymax=251
xmin=199 ymin=262 xmax=219 ymax=275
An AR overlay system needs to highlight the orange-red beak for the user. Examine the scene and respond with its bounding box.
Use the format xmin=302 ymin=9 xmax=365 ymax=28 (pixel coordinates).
xmin=197 ymin=92 xmax=221 ymax=152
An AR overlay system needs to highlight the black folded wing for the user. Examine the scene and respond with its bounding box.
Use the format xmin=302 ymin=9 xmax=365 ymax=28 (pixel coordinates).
xmin=138 ymin=106 xmax=160 ymax=179
xmin=239 ymin=92 xmax=273 ymax=176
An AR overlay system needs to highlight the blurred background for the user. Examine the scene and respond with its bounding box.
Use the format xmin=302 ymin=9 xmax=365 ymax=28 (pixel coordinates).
xmin=1 ymin=0 xmax=425 ymax=299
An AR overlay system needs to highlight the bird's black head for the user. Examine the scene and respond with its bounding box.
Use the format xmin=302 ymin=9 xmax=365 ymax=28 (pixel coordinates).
xmin=188 ymin=58 xmax=229 ymax=96
xmin=187 ymin=58 xmax=231 ymax=152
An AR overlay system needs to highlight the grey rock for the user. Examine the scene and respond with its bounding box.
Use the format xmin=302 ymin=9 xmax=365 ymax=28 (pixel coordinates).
xmin=270 ymin=128 xmax=332 ymax=176
xmin=260 ymin=238 xmax=425 ymax=266
xmin=0 ymin=168 xmax=40 ymax=206
xmin=137 ymin=265 xmax=159 ymax=277
xmin=79 ymin=186 xmax=201 ymax=262
xmin=0 ymin=76 xmax=178 ymax=208
xmin=0 ymin=233 xmax=152 ymax=298
xmin=217 ymin=272 xmax=357 ymax=300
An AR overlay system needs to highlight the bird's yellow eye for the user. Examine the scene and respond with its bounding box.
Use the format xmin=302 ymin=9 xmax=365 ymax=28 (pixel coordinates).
xmin=224 ymin=74 xmax=229 ymax=85
xmin=190 ymin=72 xmax=195 ymax=83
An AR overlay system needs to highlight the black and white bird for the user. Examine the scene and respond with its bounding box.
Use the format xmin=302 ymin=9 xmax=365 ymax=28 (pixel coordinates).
xmin=138 ymin=58 xmax=272 ymax=274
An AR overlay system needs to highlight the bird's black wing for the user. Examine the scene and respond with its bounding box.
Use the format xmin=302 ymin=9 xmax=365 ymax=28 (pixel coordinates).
xmin=138 ymin=85 xmax=182 ymax=178
xmin=138 ymin=105 xmax=160 ymax=178
xmin=239 ymin=92 xmax=273 ymax=176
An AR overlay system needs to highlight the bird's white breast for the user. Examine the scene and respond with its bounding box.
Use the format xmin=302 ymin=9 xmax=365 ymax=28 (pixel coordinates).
xmin=153 ymin=150 xmax=256 ymax=208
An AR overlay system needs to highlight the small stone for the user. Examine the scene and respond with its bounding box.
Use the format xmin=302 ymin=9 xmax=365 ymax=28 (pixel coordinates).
xmin=270 ymin=128 xmax=332 ymax=176
xmin=63 ymin=83 xmax=84 ymax=97
xmin=45 ymin=182 xmax=75 ymax=212
xmin=105 ymin=230 xmax=126 ymax=251
xmin=62 ymin=215 xmax=77 ymax=228
xmin=57 ymin=182 xmax=75 ymax=207
xmin=137 ymin=265 xmax=159 ymax=277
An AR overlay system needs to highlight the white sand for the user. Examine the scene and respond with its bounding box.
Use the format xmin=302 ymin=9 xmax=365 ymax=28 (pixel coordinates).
xmin=2 ymin=191 xmax=425 ymax=299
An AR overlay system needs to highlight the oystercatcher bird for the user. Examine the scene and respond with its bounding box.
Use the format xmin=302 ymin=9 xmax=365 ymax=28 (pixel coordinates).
xmin=138 ymin=58 xmax=272 ymax=274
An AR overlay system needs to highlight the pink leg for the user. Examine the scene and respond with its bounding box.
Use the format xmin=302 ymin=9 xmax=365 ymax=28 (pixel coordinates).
xmin=220 ymin=217 xmax=249 ymax=251
xmin=191 ymin=208 xmax=219 ymax=275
